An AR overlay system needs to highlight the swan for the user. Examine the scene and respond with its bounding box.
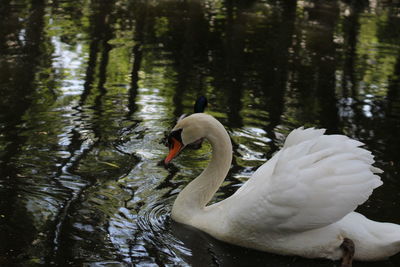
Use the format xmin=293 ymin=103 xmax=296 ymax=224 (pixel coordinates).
xmin=164 ymin=113 xmax=400 ymax=267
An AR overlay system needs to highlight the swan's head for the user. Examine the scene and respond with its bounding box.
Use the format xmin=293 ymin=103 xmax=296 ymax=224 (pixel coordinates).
xmin=164 ymin=113 xmax=210 ymax=164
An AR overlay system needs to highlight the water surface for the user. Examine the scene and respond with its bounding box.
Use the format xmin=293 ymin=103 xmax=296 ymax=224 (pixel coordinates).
xmin=1 ymin=0 xmax=400 ymax=266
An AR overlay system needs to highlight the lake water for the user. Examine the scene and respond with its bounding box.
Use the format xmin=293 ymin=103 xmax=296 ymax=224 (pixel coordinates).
xmin=1 ymin=0 xmax=400 ymax=266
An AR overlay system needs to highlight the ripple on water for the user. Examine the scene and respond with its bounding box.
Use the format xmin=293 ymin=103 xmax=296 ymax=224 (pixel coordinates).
xmin=108 ymin=197 xmax=190 ymax=266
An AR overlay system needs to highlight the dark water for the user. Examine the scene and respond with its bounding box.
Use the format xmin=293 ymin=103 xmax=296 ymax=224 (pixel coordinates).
xmin=1 ymin=0 xmax=400 ymax=266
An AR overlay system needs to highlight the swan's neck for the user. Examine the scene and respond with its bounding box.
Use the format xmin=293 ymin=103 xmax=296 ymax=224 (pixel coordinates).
xmin=171 ymin=120 xmax=232 ymax=224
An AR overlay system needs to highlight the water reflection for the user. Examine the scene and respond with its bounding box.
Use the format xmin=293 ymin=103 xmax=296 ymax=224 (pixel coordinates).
xmin=1 ymin=0 xmax=400 ymax=266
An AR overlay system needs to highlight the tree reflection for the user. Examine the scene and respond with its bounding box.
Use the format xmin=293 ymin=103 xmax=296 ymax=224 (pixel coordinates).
xmin=50 ymin=0 xmax=120 ymax=264
xmin=0 ymin=0 xmax=48 ymax=264
xmin=341 ymin=0 xmax=369 ymax=98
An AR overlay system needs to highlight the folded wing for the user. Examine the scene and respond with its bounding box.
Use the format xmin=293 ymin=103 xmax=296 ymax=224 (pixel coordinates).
xmin=227 ymin=128 xmax=383 ymax=233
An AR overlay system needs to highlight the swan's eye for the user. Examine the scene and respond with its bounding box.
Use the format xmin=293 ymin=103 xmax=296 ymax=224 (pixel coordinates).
xmin=167 ymin=129 xmax=183 ymax=148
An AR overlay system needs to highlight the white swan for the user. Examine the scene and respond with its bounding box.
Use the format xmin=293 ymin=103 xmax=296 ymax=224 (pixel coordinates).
xmin=164 ymin=113 xmax=400 ymax=266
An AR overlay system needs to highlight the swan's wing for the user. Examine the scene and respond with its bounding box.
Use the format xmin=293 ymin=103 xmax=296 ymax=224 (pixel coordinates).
xmin=227 ymin=128 xmax=383 ymax=232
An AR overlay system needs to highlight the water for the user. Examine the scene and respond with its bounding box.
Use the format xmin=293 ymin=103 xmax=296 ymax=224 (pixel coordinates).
xmin=1 ymin=0 xmax=400 ymax=266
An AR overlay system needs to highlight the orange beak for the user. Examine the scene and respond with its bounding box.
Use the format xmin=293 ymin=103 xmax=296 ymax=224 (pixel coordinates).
xmin=165 ymin=137 xmax=184 ymax=164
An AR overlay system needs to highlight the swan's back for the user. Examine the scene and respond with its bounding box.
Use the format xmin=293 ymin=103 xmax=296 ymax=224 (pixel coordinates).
xmin=226 ymin=127 xmax=383 ymax=233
